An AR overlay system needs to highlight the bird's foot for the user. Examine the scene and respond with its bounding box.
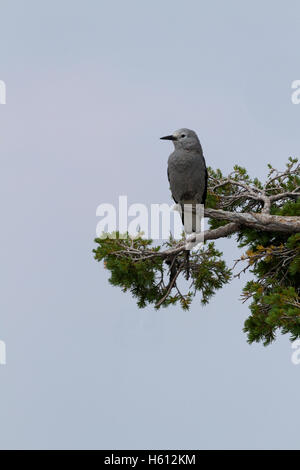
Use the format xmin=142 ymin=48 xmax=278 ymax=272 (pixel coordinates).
xmin=185 ymin=232 xmax=204 ymax=251
xmin=171 ymin=203 xmax=182 ymax=213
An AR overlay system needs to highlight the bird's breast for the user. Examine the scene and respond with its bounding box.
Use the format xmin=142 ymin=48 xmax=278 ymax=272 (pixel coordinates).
xmin=167 ymin=151 xmax=206 ymax=203
xmin=168 ymin=152 xmax=201 ymax=172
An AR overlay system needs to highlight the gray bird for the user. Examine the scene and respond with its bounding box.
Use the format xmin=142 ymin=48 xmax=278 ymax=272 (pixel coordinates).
xmin=160 ymin=128 xmax=207 ymax=233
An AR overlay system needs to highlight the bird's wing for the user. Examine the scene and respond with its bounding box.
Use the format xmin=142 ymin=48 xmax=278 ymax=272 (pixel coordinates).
xmin=168 ymin=167 xmax=178 ymax=203
xmin=201 ymin=167 xmax=208 ymax=205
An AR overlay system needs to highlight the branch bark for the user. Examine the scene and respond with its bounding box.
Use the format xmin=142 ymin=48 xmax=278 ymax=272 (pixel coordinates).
xmin=204 ymin=208 xmax=300 ymax=233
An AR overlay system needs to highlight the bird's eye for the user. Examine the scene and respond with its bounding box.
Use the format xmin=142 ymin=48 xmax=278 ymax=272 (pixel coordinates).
xmin=181 ymin=134 xmax=186 ymax=138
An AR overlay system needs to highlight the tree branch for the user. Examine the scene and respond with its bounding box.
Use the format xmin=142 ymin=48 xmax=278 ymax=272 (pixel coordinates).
xmin=204 ymin=208 xmax=300 ymax=233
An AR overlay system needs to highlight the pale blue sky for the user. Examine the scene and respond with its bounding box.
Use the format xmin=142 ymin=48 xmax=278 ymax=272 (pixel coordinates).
xmin=0 ymin=0 xmax=300 ymax=449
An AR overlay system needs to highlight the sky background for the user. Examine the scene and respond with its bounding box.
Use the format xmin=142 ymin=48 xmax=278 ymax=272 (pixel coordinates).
xmin=0 ymin=0 xmax=300 ymax=450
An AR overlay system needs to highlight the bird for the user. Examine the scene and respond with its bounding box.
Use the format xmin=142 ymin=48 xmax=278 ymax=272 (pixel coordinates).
xmin=160 ymin=128 xmax=207 ymax=234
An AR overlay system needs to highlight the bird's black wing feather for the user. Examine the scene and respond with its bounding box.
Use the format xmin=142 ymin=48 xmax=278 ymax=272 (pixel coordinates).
xmin=168 ymin=167 xmax=178 ymax=203
xmin=201 ymin=167 xmax=208 ymax=205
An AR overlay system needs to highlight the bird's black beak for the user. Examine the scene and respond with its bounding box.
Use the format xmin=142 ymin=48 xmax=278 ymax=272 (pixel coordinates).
xmin=160 ymin=135 xmax=177 ymax=141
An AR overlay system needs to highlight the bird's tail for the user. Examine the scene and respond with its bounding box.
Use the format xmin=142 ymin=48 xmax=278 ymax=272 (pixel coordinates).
xmin=181 ymin=202 xmax=202 ymax=234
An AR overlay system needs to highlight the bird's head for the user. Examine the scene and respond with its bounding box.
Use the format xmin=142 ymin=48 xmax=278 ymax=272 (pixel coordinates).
xmin=160 ymin=128 xmax=201 ymax=151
